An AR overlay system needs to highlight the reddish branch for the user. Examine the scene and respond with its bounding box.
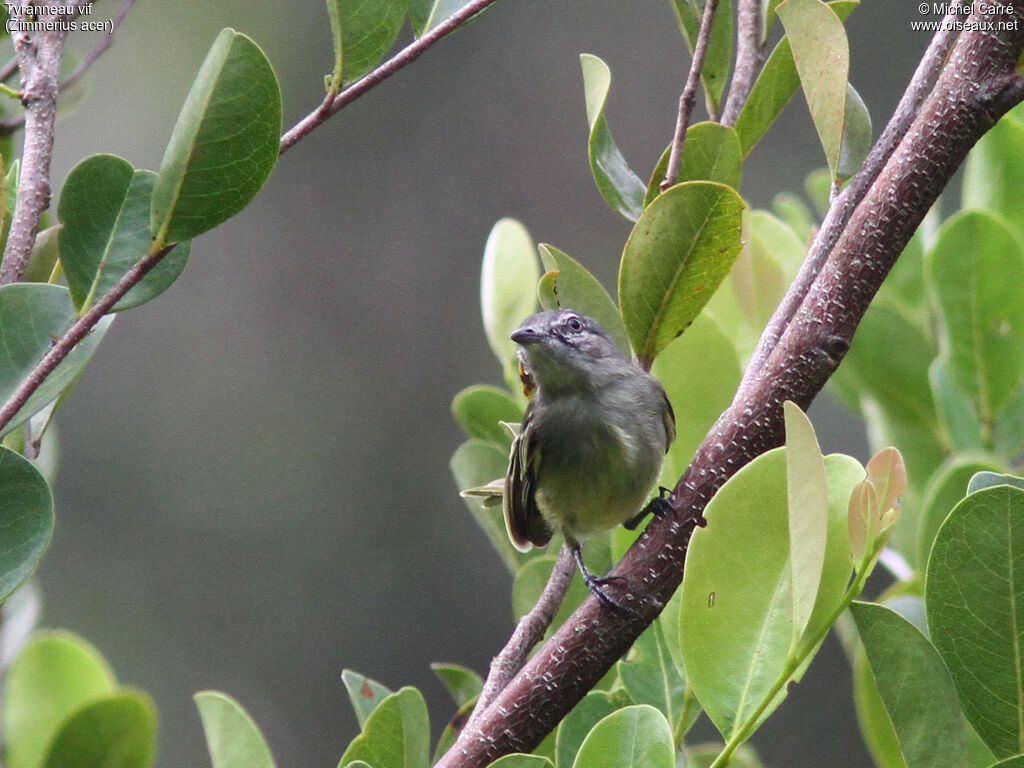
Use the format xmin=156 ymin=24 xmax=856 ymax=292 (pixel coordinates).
xmin=662 ymin=0 xmax=720 ymax=191
xmin=438 ymin=4 xmax=1024 ymax=765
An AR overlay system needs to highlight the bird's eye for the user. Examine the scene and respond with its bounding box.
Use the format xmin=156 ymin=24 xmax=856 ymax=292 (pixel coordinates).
xmin=566 ymin=316 xmax=583 ymax=332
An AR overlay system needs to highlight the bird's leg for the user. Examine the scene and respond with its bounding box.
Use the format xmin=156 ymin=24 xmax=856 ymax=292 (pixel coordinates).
xmin=623 ymin=486 xmax=675 ymax=530
xmin=569 ymin=539 xmax=628 ymax=612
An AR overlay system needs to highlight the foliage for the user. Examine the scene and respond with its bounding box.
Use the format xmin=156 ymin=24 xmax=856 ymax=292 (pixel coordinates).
xmin=0 ymin=0 xmax=1019 ymax=767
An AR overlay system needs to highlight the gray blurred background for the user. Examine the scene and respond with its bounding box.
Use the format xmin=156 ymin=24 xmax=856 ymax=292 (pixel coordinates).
xmin=33 ymin=1 xmax=927 ymax=765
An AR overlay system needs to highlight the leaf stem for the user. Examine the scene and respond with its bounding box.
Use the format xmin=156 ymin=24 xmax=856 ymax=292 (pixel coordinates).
xmin=708 ymin=542 xmax=881 ymax=768
xmin=280 ymin=0 xmax=505 ymax=154
xmin=661 ymin=0 xmax=719 ymax=192
xmin=0 ymin=245 xmax=176 ymax=435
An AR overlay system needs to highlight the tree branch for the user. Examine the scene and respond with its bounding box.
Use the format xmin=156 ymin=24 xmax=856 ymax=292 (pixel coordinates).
xmin=0 ymin=17 xmax=68 ymax=284
xmin=739 ymin=0 xmax=968 ymax=388
xmin=0 ymin=245 xmax=176 ymax=435
xmin=720 ymin=0 xmax=762 ymax=126
xmin=0 ymin=0 xmax=135 ymax=137
xmin=438 ymin=4 xmax=1024 ymax=764
xmin=662 ymin=0 xmax=719 ymax=192
xmin=279 ymin=0 xmax=504 ymax=155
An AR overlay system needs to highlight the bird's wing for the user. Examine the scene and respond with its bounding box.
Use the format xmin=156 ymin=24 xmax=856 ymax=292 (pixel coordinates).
xmin=503 ymin=402 xmax=552 ymax=551
xmin=661 ymin=388 xmax=676 ymax=453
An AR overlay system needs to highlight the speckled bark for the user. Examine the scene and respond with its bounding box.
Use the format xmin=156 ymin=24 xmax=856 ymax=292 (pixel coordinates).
xmin=0 ymin=24 xmax=67 ymax=285
xmin=438 ymin=5 xmax=1024 ymax=766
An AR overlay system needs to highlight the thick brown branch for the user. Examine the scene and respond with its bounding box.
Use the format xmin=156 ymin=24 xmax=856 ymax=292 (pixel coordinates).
xmin=438 ymin=4 xmax=1024 ymax=765
xmin=740 ymin=0 xmax=967 ymax=387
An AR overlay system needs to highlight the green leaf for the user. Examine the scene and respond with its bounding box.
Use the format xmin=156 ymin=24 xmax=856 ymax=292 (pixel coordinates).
xmin=927 ymin=486 xmax=1024 ymax=758
xmin=784 ymin=402 xmax=829 ymax=643
xmin=4 ymin=631 xmax=117 ymax=768
xmin=644 ymin=122 xmax=742 ymax=207
xmin=968 ymin=472 xmax=1024 ymax=496
xmin=851 ymin=602 xmax=967 ymax=768
xmin=338 ymin=687 xmax=430 ymax=768
xmin=963 ymin=105 xmax=1024 ymax=242
xmin=44 ymin=691 xmax=157 ymax=768
xmin=682 ymin=742 xmax=765 ymax=768
xmin=555 ymin=691 xmax=624 ymax=768
xmin=451 ymin=385 xmax=521 ymax=447
xmin=327 ymin=0 xmax=404 ymax=84
xmin=571 ymin=705 xmax=674 ymax=768
xmin=342 ymin=670 xmax=393 ymax=729
xmin=151 ymin=29 xmax=282 ymax=244
xmin=409 ymin=0 xmax=480 ymax=36
xmin=0 ymin=447 xmax=52 ymax=602
xmin=829 ymin=302 xmax=938 ymax=431
xmin=735 ymin=0 xmax=857 ymax=156
xmin=618 ymin=181 xmax=745 ymax=366
xmin=195 ymin=691 xmax=276 ymax=768
xmin=988 ymin=758 xmax=1024 ymax=768
xmin=670 ymin=0 xmax=734 ymax=115
xmin=927 ymin=210 xmax=1024 ymax=422
xmin=837 ymin=82 xmax=871 ymax=180
xmin=580 ymin=54 xmax=646 ymax=221
xmin=430 ymin=663 xmax=482 ymax=708
xmin=23 ymin=225 xmax=60 ymax=284
xmin=537 ymin=244 xmax=630 ymax=355
xmin=451 ymin=439 xmax=534 ymax=572
xmin=480 ymin=218 xmax=539 ymax=388
xmin=651 ymin=314 xmax=742 ymax=491
xmin=58 ymin=156 xmax=190 ymax=313
xmin=1 ymin=158 xmax=18 ymax=253
xmin=771 ymin=192 xmax=815 ymax=242
xmin=918 ymin=456 xmax=1004 ymax=573
xmin=0 ymin=284 xmax=113 ymax=438
xmin=679 ymin=449 xmax=862 ymax=738
xmin=854 ymin=642 xmax=909 ymax=768
xmin=616 ymin=623 xmax=686 ymax=725
xmin=930 ymin=359 xmax=984 ymax=453
xmin=488 ymin=755 xmax=552 ymax=768
xmin=777 ymin=0 xmax=849 ymax=178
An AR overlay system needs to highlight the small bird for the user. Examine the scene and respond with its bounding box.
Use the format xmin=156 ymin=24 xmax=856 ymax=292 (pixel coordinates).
xmin=501 ymin=309 xmax=676 ymax=609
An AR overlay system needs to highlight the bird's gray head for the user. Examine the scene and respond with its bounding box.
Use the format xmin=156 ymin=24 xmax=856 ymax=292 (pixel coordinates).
xmin=510 ymin=310 xmax=628 ymax=394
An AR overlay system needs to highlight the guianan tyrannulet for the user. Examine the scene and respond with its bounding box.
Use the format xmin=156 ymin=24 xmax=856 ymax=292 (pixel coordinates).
xmin=491 ymin=309 xmax=676 ymax=609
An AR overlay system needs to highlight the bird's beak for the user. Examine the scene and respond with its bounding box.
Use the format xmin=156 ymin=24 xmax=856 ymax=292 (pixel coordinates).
xmin=510 ymin=326 xmax=543 ymax=345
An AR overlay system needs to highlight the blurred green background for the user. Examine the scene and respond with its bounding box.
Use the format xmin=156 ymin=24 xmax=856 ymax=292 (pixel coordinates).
xmin=35 ymin=1 xmax=927 ymax=765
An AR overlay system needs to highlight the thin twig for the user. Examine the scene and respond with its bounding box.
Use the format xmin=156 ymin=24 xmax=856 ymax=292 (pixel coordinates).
xmin=0 ymin=246 xmax=175 ymax=434
xmin=738 ymin=0 xmax=966 ymax=388
xmin=661 ymin=0 xmax=719 ymax=192
xmin=279 ymin=0 xmax=503 ymax=154
xmin=437 ymin=3 xmax=1024 ymax=764
xmin=462 ymin=545 xmax=575 ymax=735
xmin=720 ymin=0 xmax=763 ymax=126
xmin=0 ymin=17 xmax=68 ymax=284
xmin=61 ymin=0 xmax=135 ymax=91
